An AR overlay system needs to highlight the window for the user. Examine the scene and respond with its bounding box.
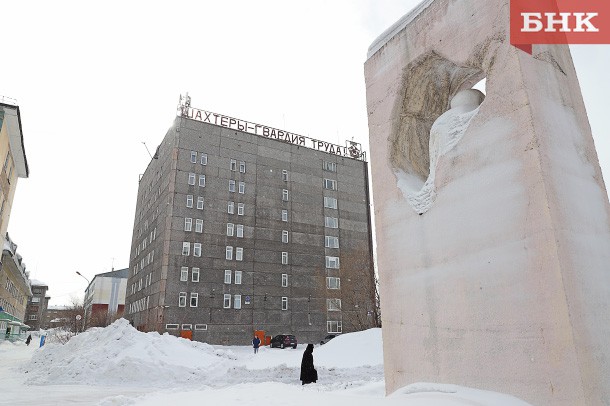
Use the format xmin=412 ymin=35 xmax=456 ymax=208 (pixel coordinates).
xmin=324 ymin=178 xmax=337 ymax=190
xmin=327 ymin=320 xmax=342 ymax=333
xmin=227 ymin=223 xmax=235 ymax=236
xmin=188 ymin=173 xmax=196 ymax=185
xmin=180 ymin=267 xmax=188 ymax=282
xmin=229 ymin=180 xmax=236 ymax=192
xmin=195 ymin=219 xmax=203 ymax=233
xmin=192 ymin=268 xmax=200 ymax=282
xmin=234 ymin=294 xmax=242 ymax=309
xmin=326 ymin=277 xmax=341 ymax=289
xmin=235 ymin=271 xmax=242 ymax=284
xmin=184 ymin=217 xmax=192 ymax=232
xmin=238 ymin=182 xmax=245 ymax=194
xmin=199 ymin=175 xmax=206 ymax=187
xmin=179 ymin=292 xmax=187 ymax=307
xmin=282 ymin=189 xmax=289 ymax=201
xmin=190 ymin=151 xmax=197 ymax=163
xmin=282 ymin=170 xmax=288 ymax=181
xmin=182 ymin=324 xmax=192 ymax=330
xmin=282 ymin=230 xmax=289 ymax=243
xmin=29 ymin=315 xmax=37 ymax=320
xmin=197 ymin=197 xmax=204 ymax=210
xmin=193 ymin=243 xmax=202 ymax=257
xmin=282 ymin=210 xmax=288 ymax=222
xmin=186 ymin=195 xmax=194 ymax=208
xmin=323 ymin=161 xmax=337 ymax=172
xmin=236 ymin=247 xmax=243 ymax=261
xmin=32 ymin=297 xmax=40 ymax=303
xmin=226 ymin=246 xmax=233 ymax=260
xmin=195 ymin=324 xmax=208 ymax=330
xmin=325 ymin=236 xmax=339 ymax=248
xmin=326 ymin=256 xmax=340 ymax=269
xmin=224 ymin=270 xmax=232 ymax=284
xmin=166 ymin=324 xmax=179 ymax=330
xmin=236 ymin=224 xmax=244 ymax=238
xmin=282 ymin=297 xmax=288 ymax=310
xmin=237 ymin=203 xmax=244 ymax=216
xmin=327 ymin=298 xmax=342 ymax=311
xmin=239 ymin=161 xmax=246 ymax=173
xmin=324 ymin=196 xmax=337 ymax=209
xmin=282 ymin=251 xmax=288 ymax=265
xmin=224 ymin=294 xmax=231 ymax=308
xmin=200 ymin=153 xmax=208 ymax=165
xmin=190 ymin=293 xmax=198 ymax=307
xmin=282 ymin=274 xmax=288 ymax=287
xmin=228 ymin=201 xmax=235 ymax=214
xmin=182 ymin=242 xmax=190 ymax=256
xmin=325 ymin=216 xmax=339 ymax=228
xmin=230 ymin=159 xmax=237 ymax=171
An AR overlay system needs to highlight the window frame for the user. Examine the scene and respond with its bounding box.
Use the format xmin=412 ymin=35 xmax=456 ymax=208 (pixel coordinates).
xmin=238 ymin=182 xmax=245 ymax=194
xmin=323 ymin=178 xmax=337 ymax=190
xmin=282 ymin=189 xmax=289 ymax=201
xmin=326 ymin=255 xmax=340 ymax=269
xmin=236 ymin=224 xmax=244 ymax=238
xmin=188 ymin=173 xmax=196 ymax=185
xmin=282 ymin=230 xmax=289 ymax=243
xmin=236 ymin=247 xmax=243 ymax=261
xmin=226 ymin=246 xmax=233 ymax=260
xmin=325 ymin=236 xmax=339 ymax=248
xmin=200 ymin=153 xmax=208 ymax=165
xmin=227 ymin=223 xmax=235 ymax=237
xmin=282 ymin=273 xmax=288 ymax=287
xmin=229 ymin=180 xmax=236 ymax=192
xmin=190 ymin=151 xmax=197 ymax=163
xmin=184 ymin=217 xmax=192 ymax=232
xmin=180 ymin=267 xmax=189 ymax=282
xmin=237 ymin=203 xmax=244 ymax=216
xmin=239 ymin=161 xmax=246 ymax=173
xmin=324 ymin=196 xmax=338 ymax=209
xmin=234 ymin=270 xmax=242 ymax=284
xmin=282 ymin=210 xmax=288 ymax=222
xmin=282 ymin=296 xmax=288 ymax=311
xmin=230 ymin=159 xmax=237 ymax=171
xmin=192 ymin=267 xmax=200 ymax=282
xmin=223 ymin=294 xmax=231 ymax=308
xmin=228 ymin=201 xmax=235 ymax=214
xmin=195 ymin=219 xmax=203 ymax=233
xmin=193 ymin=243 xmax=202 ymax=257
xmin=186 ymin=195 xmax=194 ymax=208
xmin=198 ymin=175 xmax=206 ymax=187
xmin=326 ymin=277 xmax=341 ymax=289
xmin=190 ymin=293 xmax=199 ymax=307
xmin=224 ymin=270 xmax=232 ymax=284
xmin=282 ymin=251 xmax=288 ymax=265
xmin=234 ymin=294 xmax=242 ymax=309
xmin=182 ymin=242 xmax=190 ymax=256
xmin=179 ymin=292 xmax=187 ymax=307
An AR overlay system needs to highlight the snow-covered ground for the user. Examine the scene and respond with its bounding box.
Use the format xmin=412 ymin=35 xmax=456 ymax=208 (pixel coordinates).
xmin=1 ymin=319 xmax=531 ymax=405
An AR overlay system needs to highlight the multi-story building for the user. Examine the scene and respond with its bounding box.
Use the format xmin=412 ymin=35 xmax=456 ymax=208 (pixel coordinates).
xmin=24 ymin=280 xmax=49 ymax=331
xmin=125 ymin=97 xmax=376 ymax=345
xmin=0 ymin=233 xmax=31 ymax=339
xmin=45 ymin=305 xmax=71 ymax=328
xmin=0 ymin=97 xmax=29 ymax=239
xmin=83 ymin=268 xmax=128 ymax=327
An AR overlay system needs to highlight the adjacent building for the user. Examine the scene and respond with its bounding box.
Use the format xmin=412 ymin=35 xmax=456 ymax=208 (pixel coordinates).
xmin=0 ymin=97 xmax=29 ymax=239
xmin=125 ymin=97 xmax=376 ymax=345
xmin=83 ymin=268 xmax=128 ymax=327
xmin=0 ymin=233 xmax=31 ymax=339
xmin=24 ymin=280 xmax=49 ymax=330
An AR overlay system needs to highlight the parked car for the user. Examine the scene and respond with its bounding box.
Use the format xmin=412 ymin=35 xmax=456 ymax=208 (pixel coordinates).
xmin=270 ymin=334 xmax=297 ymax=349
xmin=320 ymin=334 xmax=338 ymax=345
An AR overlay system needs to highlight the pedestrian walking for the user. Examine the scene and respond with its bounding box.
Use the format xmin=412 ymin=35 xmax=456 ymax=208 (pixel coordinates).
xmin=25 ymin=334 xmax=32 ymax=346
xmin=252 ymin=335 xmax=261 ymax=354
xmin=300 ymin=344 xmax=317 ymax=385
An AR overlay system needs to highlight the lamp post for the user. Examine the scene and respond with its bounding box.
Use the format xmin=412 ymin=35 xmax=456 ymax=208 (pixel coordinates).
xmin=75 ymin=272 xmax=90 ymax=331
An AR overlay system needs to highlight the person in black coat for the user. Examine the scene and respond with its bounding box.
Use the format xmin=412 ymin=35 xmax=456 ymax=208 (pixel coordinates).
xmin=25 ymin=334 xmax=32 ymax=346
xmin=300 ymin=344 xmax=317 ymax=385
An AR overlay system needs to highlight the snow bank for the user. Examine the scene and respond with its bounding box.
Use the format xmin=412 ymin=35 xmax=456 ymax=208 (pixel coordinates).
xmin=24 ymin=318 xmax=234 ymax=387
xmin=22 ymin=320 xmax=383 ymax=389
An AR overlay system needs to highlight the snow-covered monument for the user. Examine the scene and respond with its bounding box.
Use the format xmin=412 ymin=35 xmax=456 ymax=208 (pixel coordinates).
xmin=364 ymin=0 xmax=610 ymax=404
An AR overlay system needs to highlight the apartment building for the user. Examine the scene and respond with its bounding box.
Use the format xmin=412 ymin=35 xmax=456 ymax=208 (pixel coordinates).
xmin=0 ymin=233 xmax=31 ymax=339
xmin=125 ymin=97 xmax=376 ymax=345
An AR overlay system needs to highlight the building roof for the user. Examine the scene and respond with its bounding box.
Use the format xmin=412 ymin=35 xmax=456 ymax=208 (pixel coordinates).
xmin=29 ymin=279 xmax=48 ymax=287
xmin=95 ymin=268 xmax=129 ymax=279
xmin=0 ymin=99 xmax=29 ymax=178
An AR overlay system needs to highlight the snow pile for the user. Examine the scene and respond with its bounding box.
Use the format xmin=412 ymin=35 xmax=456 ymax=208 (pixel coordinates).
xmin=24 ymin=318 xmax=234 ymax=387
xmin=23 ymin=319 xmax=383 ymax=389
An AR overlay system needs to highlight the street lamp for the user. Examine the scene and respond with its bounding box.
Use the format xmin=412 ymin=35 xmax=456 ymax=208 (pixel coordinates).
xmin=75 ymin=271 xmax=90 ymax=285
xmin=75 ymin=272 xmax=90 ymax=331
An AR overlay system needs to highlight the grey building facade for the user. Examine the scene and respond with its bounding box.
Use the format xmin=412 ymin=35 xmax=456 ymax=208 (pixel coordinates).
xmin=125 ymin=100 xmax=376 ymax=345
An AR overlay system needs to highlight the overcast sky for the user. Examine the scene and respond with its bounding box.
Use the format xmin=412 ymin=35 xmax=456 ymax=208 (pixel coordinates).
xmin=2 ymin=1 xmax=608 ymax=306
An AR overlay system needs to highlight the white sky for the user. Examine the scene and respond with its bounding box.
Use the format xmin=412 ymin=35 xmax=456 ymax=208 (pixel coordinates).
xmin=2 ymin=1 xmax=608 ymax=306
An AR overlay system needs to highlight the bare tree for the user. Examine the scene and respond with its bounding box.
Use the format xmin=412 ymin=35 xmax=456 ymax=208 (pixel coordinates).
xmin=339 ymin=244 xmax=381 ymax=331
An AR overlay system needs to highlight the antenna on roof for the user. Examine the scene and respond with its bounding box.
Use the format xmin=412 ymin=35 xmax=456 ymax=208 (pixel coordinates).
xmin=178 ymin=93 xmax=191 ymax=116
xmin=142 ymin=142 xmax=153 ymax=159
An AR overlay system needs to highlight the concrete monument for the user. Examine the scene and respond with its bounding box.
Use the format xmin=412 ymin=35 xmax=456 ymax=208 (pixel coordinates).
xmin=364 ymin=0 xmax=610 ymax=404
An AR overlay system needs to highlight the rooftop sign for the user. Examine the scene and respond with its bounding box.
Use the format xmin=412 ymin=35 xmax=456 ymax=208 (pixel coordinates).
xmin=177 ymin=95 xmax=365 ymax=161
